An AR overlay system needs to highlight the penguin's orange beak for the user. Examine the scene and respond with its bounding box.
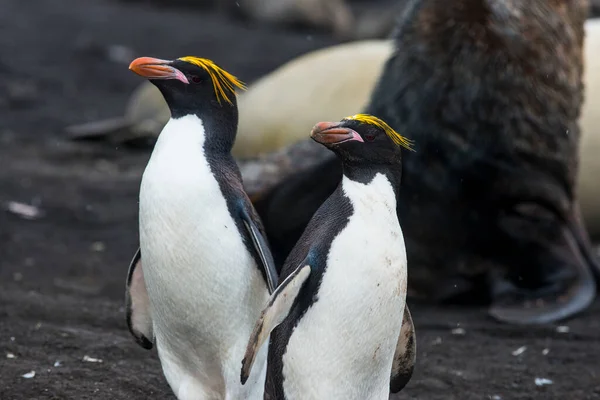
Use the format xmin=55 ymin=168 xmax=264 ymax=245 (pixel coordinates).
xmin=311 ymin=122 xmax=364 ymax=145
xmin=129 ymin=57 xmax=189 ymax=84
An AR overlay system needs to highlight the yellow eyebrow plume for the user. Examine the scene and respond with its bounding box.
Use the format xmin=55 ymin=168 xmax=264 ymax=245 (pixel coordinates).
xmin=344 ymin=114 xmax=415 ymax=151
xmin=178 ymin=56 xmax=247 ymax=105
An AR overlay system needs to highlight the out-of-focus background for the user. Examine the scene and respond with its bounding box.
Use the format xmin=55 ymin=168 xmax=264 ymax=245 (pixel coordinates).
xmin=1 ymin=1 xmax=600 ymax=399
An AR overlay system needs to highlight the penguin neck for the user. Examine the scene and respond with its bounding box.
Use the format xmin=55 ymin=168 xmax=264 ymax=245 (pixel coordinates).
xmin=167 ymin=102 xmax=238 ymax=155
xmin=341 ymin=162 xmax=402 ymax=196
xmin=156 ymin=114 xmax=237 ymax=177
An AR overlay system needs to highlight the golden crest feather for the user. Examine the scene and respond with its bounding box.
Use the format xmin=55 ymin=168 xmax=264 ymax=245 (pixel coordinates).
xmin=178 ymin=56 xmax=247 ymax=105
xmin=344 ymin=114 xmax=415 ymax=151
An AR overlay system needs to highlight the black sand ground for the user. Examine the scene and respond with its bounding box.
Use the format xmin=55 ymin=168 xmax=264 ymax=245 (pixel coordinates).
xmin=1 ymin=1 xmax=600 ymax=399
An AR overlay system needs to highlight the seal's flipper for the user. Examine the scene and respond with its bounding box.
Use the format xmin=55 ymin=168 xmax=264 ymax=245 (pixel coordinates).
xmin=240 ymin=263 xmax=311 ymax=385
xmin=570 ymin=203 xmax=600 ymax=279
xmin=125 ymin=248 xmax=154 ymax=349
xmin=240 ymin=206 xmax=279 ymax=293
xmin=390 ymin=305 xmax=417 ymax=393
xmin=489 ymin=203 xmax=597 ymax=325
xmin=488 ymin=273 xmax=595 ymax=325
xmin=65 ymin=117 xmax=132 ymax=142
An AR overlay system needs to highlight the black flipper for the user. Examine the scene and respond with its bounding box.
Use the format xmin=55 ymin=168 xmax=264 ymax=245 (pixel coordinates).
xmin=240 ymin=205 xmax=279 ymax=294
xmin=125 ymin=248 xmax=154 ymax=349
xmin=390 ymin=305 xmax=417 ymax=393
xmin=241 ymin=263 xmax=311 ymax=385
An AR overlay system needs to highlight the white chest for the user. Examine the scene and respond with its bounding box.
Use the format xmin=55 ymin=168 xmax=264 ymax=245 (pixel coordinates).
xmin=138 ymin=115 xmax=267 ymax=344
xmin=140 ymin=118 xmax=225 ymax=239
xmin=282 ymin=174 xmax=407 ymax=400
xmin=136 ymin=116 xmax=269 ymax=399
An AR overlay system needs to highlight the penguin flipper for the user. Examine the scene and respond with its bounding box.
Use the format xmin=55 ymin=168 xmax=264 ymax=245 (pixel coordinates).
xmin=240 ymin=263 xmax=311 ymax=385
xmin=240 ymin=206 xmax=279 ymax=293
xmin=390 ymin=305 xmax=417 ymax=393
xmin=125 ymin=248 xmax=154 ymax=350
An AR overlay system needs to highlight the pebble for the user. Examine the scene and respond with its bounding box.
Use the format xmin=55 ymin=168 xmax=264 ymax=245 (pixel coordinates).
xmin=512 ymin=346 xmax=527 ymax=356
xmin=5 ymin=201 xmax=42 ymax=219
xmin=535 ymin=377 xmax=553 ymax=386
xmin=22 ymin=371 xmax=35 ymax=379
xmin=83 ymin=355 xmax=103 ymax=363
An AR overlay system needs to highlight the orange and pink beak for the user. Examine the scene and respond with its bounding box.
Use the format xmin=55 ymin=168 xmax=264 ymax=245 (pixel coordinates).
xmin=310 ymin=121 xmax=364 ymax=145
xmin=128 ymin=57 xmax=189 ymax=84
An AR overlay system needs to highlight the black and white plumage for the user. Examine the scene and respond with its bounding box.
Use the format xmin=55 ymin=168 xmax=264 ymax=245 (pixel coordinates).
xmin=241 ymin=115 xmax=416 ymax=399
xmin=125 ymin=56 xmax=277 ymax=400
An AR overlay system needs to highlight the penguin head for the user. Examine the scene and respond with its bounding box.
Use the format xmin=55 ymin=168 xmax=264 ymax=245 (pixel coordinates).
xmin=128 ymin=56 xmax=246 ymax=119
xmin=310 ymin=114 xmax=414 ymax=165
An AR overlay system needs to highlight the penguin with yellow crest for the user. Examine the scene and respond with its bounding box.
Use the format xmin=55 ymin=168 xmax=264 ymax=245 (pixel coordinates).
xmin=125 ymin=55 xmax=277 ymax=400
xmin=241 ymin=114 xmax=416 ymax=399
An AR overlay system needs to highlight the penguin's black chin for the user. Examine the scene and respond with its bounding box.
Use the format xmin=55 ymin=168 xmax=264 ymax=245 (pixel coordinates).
xmin=310 ymin=122 xmax=364 ymax=146
xmin=129 ymin=56 xmax=189 ymax=84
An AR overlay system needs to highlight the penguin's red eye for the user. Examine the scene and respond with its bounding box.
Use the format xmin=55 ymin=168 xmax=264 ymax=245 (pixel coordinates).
xmin=365 ymin=134 xmax=376 ymax=142
xmin=191 ymin=76 xmax=201 ymax=84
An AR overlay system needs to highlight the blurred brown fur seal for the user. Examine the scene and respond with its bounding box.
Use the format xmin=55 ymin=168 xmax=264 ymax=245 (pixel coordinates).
xmin=254 ymin=0 xmax=600 ymax=325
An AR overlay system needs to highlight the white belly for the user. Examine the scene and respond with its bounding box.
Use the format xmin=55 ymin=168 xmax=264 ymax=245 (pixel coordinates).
xmin=282 ymin=174 xmax=407 ymax=400
xmin=138 ymin=115 xmax=269 ymax=399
